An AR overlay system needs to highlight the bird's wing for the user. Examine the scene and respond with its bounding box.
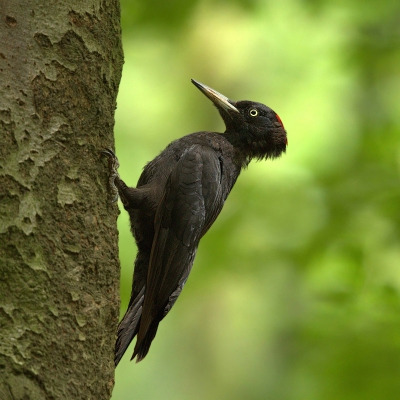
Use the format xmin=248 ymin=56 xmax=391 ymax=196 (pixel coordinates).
xmin=134 ymin=144 xmax=224 ymax=354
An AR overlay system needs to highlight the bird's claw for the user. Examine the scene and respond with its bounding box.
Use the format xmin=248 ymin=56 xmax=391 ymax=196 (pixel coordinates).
xmin=102 ymin=148 xmax=120 ymax=203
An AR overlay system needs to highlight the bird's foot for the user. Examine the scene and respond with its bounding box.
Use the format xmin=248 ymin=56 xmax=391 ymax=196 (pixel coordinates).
xmin=102 ymin=148 xmax=120 ymax=203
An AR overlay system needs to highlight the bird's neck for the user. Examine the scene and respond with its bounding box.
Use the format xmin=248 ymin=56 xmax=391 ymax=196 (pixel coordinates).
xmin=224 ymin=129 xmax=275 ymax=167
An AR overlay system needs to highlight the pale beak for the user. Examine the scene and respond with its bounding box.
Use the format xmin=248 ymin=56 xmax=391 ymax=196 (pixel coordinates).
xmin=191 ymin=79 xmax=239 ymax=113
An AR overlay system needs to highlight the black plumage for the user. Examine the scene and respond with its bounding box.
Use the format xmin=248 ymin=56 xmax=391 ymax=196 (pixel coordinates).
xmin=103 ymin=79 xmax=287 ymax=364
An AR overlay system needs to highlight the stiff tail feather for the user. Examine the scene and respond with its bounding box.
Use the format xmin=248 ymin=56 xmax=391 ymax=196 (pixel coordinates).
xmin=131 ymin=319 xmax=160 ymax=363
xmin=114 ymin=287 xmax=145 ymax=366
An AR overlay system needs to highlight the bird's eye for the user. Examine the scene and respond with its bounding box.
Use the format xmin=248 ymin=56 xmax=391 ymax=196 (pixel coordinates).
xmin=249 ymin=108 xmax=258 ymax=117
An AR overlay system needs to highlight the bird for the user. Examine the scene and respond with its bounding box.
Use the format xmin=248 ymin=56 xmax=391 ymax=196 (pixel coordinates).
xmin=103 ymin=79 xmax=287 ymax=365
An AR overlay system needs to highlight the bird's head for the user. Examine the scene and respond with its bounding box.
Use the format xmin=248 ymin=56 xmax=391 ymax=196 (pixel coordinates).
xmin=192 ymin=79 xmax=287 ymax=161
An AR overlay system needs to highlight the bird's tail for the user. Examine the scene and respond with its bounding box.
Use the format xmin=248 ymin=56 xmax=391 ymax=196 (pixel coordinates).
xmin=114 ymin=287 xmax=145 ymax=366
xmin=131 ymin=319 xmax=160 ymax=363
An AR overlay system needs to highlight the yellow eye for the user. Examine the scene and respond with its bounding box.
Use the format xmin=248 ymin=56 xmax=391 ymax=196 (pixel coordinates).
xmin=249 ymin=108 xmax=258 ymax=117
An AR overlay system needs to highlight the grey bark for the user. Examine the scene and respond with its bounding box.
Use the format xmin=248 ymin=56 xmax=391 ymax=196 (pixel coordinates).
xmin=0 ymin=1 xmax=123 ymax=399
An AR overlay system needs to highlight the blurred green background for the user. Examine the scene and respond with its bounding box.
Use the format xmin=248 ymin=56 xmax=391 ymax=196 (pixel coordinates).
xmin=112 ymin=0 xmax=400 ymax=399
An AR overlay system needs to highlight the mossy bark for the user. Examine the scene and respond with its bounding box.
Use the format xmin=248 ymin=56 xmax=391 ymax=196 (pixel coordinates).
xmin=0 ymin=1 xmax=123 ymax=399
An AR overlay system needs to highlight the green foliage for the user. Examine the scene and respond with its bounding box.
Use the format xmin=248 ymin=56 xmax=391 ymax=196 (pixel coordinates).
xmin=113 ymin=0 xmax=400 ymax=398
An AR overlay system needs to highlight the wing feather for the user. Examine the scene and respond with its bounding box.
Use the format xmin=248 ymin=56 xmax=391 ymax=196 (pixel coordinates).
xmin=133 ymin=145 xmax=224 ymax=358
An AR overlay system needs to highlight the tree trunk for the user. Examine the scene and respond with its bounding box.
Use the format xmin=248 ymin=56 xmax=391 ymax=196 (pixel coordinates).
xmin=0 ymin=1 xmax=123 ymax=399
